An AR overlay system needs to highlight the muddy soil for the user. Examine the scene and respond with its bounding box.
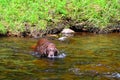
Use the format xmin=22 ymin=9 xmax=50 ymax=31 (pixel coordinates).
xmin=1 ymin=19 xmax=120 ymax=38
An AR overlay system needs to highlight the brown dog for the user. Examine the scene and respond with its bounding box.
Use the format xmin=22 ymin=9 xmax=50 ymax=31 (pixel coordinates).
xmin=34 ymin=38 xmax=59 ymax=58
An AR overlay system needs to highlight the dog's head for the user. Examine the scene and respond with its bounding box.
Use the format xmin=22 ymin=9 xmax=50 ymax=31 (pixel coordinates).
xmin=44 ymin=43 xmax=59 ymax=58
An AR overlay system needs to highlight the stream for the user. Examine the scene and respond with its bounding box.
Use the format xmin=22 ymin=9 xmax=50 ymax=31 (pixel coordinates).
xmin=0 ymin=33 xmax=120 ymax=80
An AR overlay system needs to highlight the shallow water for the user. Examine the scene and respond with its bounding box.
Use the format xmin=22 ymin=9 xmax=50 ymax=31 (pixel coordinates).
xmin=0 ymin=33 xmax=120 ymax=80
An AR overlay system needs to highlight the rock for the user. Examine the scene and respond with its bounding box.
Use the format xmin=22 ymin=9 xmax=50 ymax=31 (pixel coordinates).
xmin=62 ymin=33 xmax=74 ymax=37
xmin=70 ymin=22 xmax=86 ymax=32
xmin=47 ymin=27 xmax=64 ymax=34
xmin=61 ymin=29 xmax=75 ymax=34
xmin=58 ymin=29 xmax=75 ymax=41
xmin=58 ymin=36 xmax=67 ymax=41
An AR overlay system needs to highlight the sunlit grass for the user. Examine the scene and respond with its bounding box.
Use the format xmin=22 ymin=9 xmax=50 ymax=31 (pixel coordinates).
xmin=0 ymin=0 xmax=120 ymax=34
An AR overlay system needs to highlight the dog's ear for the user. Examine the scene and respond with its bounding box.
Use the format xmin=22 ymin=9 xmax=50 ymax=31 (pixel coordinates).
xmin=36 ymin=46 xmax=40 ymax=52
xmin=55 ymin=48 xmax=59 ymax=54
xmin=39 ymin=46 xmax=46 ymax=54
xmin=43 ymin=48 xmax=47 ymax=54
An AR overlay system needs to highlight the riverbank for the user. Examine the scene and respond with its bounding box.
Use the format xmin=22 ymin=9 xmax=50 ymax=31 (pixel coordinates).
xmin=0 ymin=0 xmax=120 ymax=37
xmin=0 ymin=18 xmax=120 ymax=38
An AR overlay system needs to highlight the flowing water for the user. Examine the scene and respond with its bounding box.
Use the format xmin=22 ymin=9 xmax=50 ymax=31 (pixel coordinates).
xmin=0 ymin=33 xmax=120 ymax=80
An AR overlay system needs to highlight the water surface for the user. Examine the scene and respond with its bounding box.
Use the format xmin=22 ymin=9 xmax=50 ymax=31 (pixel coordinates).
xmin=0 ymin=33 xmax=120 ymax=80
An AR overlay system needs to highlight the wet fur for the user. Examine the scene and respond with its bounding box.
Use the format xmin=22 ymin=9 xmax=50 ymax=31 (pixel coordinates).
xmin=34 ymin=38 xmax=59 ymax=58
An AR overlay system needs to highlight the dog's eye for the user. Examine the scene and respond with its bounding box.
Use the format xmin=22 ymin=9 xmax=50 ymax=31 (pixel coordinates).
xmin=48 ymin=48 xmax=53 ymax=51
xmin=54 ymin=52 xmax=57 ymax=56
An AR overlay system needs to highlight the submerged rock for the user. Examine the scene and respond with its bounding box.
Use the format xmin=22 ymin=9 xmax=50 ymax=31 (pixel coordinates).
xmin=58 ymin=36 xmax=67 ymax=41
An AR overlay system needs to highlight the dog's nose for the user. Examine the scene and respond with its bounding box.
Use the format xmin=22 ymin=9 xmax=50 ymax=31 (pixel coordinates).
xmin=50 ymin=55 xmax=54 ymax=57
xmin=48 ymin=55 xmax=54 ymax=58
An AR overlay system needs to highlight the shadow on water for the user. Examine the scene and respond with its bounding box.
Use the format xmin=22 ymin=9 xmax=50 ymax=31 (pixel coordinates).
xmin=0 ymin=33 xmax=120 ymax=80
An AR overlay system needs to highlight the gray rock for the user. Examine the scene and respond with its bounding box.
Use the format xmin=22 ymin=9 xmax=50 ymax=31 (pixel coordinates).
xmin=61 ymin=29 xmax=75 ymax=34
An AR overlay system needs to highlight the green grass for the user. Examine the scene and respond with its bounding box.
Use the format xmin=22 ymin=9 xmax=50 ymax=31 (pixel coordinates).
xmin=0 ymin=0 xmax=120 ymax=34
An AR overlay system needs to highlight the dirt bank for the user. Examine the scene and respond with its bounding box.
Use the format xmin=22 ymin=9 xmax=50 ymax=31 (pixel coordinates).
xmin=1 ymin=19 xmax=120 ymax=38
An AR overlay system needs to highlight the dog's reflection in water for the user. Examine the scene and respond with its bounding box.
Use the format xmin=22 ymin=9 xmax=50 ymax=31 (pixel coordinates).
xmin=30 ymin=51 xmax=66 ymax=59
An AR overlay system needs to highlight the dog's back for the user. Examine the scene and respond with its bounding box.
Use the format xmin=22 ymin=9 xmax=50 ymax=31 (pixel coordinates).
xmin=36 ymin=38 xmax=50 ymax=46
xmin=34 ymin=38 xmax=49 ymax=52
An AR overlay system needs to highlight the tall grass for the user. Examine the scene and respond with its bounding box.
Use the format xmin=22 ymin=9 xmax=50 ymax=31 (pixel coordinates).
xmin=0 ymin=0 xmax=120 ymax=34
xmin=68 ymin=0 xmax=120 ymax=28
